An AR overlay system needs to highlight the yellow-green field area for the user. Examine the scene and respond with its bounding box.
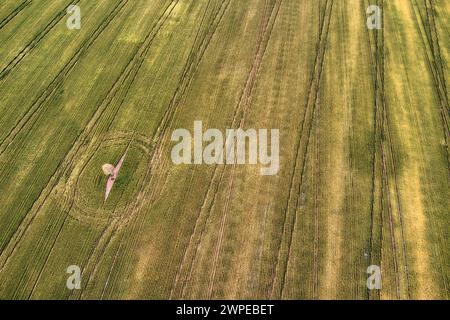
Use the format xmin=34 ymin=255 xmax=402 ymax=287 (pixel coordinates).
xmin=0 ymin=0 xmax=448 ymax=299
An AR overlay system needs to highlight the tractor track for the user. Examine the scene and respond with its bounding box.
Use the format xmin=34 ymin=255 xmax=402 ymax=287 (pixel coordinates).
xmin=379 ymin=0 xmax=403 ymax=299
xmin=134 ymin=0 xmax=236 ymax=298
xmin=74 ymin=0 xmax=230 ymax=298
xmin=410 ymin=0 xmax=450 ymax=177
xmin=365 ymin=0 xmax=382 ymax=300
xmin=0 ymin=0 xmax=81 ymax=81
xmin=206 ymin=0 xmax=283 ymax=299
xmin=167 ymin=0 xmax=282 ymax=299
xmin=0 ymin=0 xmax=177 ymax=282
xmin=166 ymin=0 xmax=228 ymax=299
xmin=366 ymin=0 xmax=410 ymax=299
xmin=64 ymin=0 xmax=186 ymax=299
xmin=171 ymin=0 xmax=276 ymax=298
xmin=379 ymin=0 xmax=401 ymax=299
xmin=127 ymin=0 xmax=232 ymax=246
xmin=0 ymin=0 xmax=174 ymax=271
xmin=141 ymin=0 xmax=231 ymax=190
xmin=270 ymin=0 xmax=333 ymax=299
xmin=407 ymin=0 xmax=450 ymax=293
xmin=312 ymin=0 xmax=324 ymax=299
xmin=312 ymin=55 xmax=321 ymax=300
xmin=0 ymin=0 xmax=129 ymax=157
xmin=0 ymin=0 xmax=32 ymax=31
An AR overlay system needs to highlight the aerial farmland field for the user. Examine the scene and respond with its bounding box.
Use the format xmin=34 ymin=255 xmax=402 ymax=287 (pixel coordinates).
xmin=0 ymin=0 xmax=448 ymax=301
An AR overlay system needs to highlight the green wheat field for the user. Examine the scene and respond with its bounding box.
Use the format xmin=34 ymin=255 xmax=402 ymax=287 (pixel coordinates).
xmin=0 ymin=0 xmax=448 ymax=299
